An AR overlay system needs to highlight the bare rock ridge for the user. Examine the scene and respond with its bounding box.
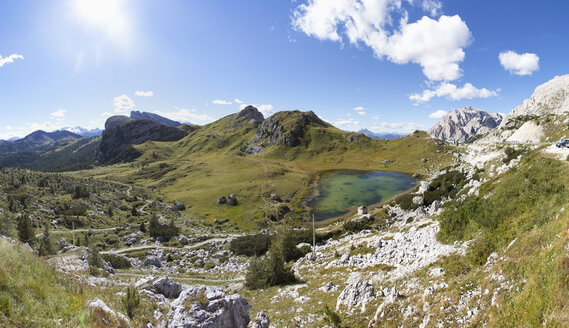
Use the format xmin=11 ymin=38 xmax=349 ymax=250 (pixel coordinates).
xmin=237 ymin=105 xmax=265 ymax=125
xmin=255 ymin=110 xmax=330 ymax=147
xmin=97 ymin=118 xmax=187 ymax=164
xmin=130 ymin=110 xmax=182 ymax=127
xmin=428 ymin=106 xmax=503 ymax=144
xmin=482 ymin=74 xmax=569 ymax=143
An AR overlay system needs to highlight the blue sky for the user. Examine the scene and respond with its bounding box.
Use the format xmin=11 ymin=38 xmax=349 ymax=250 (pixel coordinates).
xmin=0 ymin=0 xmax=568 ymax=139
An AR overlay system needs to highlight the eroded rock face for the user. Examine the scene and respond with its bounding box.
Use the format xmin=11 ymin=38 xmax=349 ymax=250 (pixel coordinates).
xmin=254 ymin=110 xmax=330 ymax=147
xmin=165 ymin=286 xmax=251 ymax=328
xmin=237 ymin=106 xmax=264 ymax=124
xmin=336 ymin=272 xmax=375 ymax=313
xmin=428 ymin=106 xmax=503 ymax=144
xmin=97 ymin=118 xmax=187 ymax=164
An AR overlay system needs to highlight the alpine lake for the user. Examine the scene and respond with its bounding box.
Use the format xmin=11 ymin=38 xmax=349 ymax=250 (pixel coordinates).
xmin=306 ymin=170 xmax=416 ymax=221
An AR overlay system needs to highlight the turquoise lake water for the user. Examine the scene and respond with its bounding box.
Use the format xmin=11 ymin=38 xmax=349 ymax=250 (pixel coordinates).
xmin=307 ymin=170 xmax=416 ymax=221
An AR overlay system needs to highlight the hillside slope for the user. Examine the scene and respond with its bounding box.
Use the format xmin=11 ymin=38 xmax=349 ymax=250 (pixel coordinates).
xmin=83 ymin=108 xmax=451 ymax=229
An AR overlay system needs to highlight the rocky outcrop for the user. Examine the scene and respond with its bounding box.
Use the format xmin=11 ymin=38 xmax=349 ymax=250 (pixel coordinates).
xmin=168 ymin=201 xmax=186 ymax=211
xmin=97 ymin=118 xmax=187 ymax=164
xmin=217 ymin=194 xmax=237 ymax=206
xmin=250 ymin=311 xmax=270 ymax=328
xmin=336 ymin=272 xmax=376 ymax=313
xmin=105 ymin=115 xmax=133 ymax=130
xmin=164 ymin=286 xmax=251 ymax=328
xmin=130 ymin=111 xmax=182 ymax=127
xmin=482 ymin=74 xmax=569 ymax=143
xmin=142 ymin=276 xmax=183 ymax=299
xmin=428 ymin=106 xmax=503 ymax=144
xmin=86 ymin=298 xmax=131 ymax=328
xmin=253 ymin=110 xmax=331 ymax=148
xmin=237 ymin=106 xmax=264 ymax=124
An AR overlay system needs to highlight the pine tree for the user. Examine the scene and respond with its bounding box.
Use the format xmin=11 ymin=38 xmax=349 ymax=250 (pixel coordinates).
xmin=17 ymin=215 xmax=35 ymax=245
xmin=39 ymin=224 xmax=54 ymax=256
xmin=139 ymin=221 xmax=146 ymax=233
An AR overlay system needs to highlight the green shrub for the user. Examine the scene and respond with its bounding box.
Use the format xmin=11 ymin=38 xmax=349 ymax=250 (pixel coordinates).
xmin=87 ymin=248 xmax=104 ymax=269
xmin=148 ymin=215 xmax=179 ymax=241
xmin=394 ymin=193 xmax=418 ymax=211
xmin=38 ymin=225 xmax=55 ymax=256
xmin=503 ymin=147 xmax=527 ymax=164
xmin=229 ymin=234 xmax=271 ymax=257
xmin=122 ymin=286 xmax=140 ymax=319
xmin=323 ymin=305 xmax=344 ymax=327
xmin=72 ymin=185 xmax=90 ymax=199
xmin=0 ymin=213 xmax=15 ymax=238
xmin=245 ymin=237 xmax=297 ymax=290
xmin=101 ymin=253 xmax=132 ymax=269
xmin=16 ymin=215 xmax=35 ymax=245
xmin=203 ymin=262 xmax=215 ymax=270
xmin=343 ymin=220 xmax=371 ymax=232
xmin=423 ymin=170 xmax=467 ymax=205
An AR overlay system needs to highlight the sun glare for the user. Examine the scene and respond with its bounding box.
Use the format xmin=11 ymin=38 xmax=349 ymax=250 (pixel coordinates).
xmin=74 ymin=0 xmax=122 ymax=25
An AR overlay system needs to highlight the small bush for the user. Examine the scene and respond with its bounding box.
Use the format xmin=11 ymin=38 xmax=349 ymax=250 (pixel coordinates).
xmin=122 ymin=286 xmax=140 ymax=319
xmin=394 ymin=193 xmax=418 ymax=211
xmin=203 ymin=262 xmax=215 ymax=270
xmin=323 ymin=305 xmax=343 ymax=327
xmin=503 ymin=147 xmax=527 ymax=164
xmin=245 ymin=240 xmax=297 ymax=290
xmin=229 ymin=234 xmax=271 ymax=257
xmin=343 ymin=220 xmax=371 ymax=232
xmin=101 ymin=253 xmax=132 ymax=269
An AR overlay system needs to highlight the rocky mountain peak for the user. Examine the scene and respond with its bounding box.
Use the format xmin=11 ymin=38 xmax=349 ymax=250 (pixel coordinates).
xmin=482 ymin=74 xmax=569 ymax=143
xmin=255 ymin=110 xmax=330 ymax=147
xmin=428 ymin=107 xmax=503 ymax=144
xmin=508 ymin=74 xmax=569 ymax=118
xmin=237 ymin=105 xmax=264 ymax=124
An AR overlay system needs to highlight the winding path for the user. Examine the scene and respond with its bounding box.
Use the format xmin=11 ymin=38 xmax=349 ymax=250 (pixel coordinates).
xmin=100 ymin=234 xmax=242 ymax=255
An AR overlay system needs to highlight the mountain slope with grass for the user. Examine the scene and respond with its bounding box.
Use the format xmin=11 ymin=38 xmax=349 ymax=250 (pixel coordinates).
xmin=80 ymin=107 xmax=451 ymax=230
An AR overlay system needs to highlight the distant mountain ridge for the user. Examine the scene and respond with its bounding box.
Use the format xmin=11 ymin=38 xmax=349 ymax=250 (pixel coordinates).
xmin=0 ymin=130 xmax=83 ymax=155
xmin=63 ymin=126 xmax=103 ymax=138
xmin=358 ymin=129 xmax=406 ymax=140
xmin=428 ymin=106 xmax=503 ymax=144
xmin=130 ymin=111 xmax=182 ymax=127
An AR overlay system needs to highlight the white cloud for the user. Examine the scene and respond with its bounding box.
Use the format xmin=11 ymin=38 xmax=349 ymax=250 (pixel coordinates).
xmin=326 ymin=116 xmax=361 ymax=130
xmin=213 ymin=99 xmax=232 ymax=105
xmin=135 ymin=90 xmax=154 ymax=97
xmin=239 ymin=103 xmax=275 ymax=117
xmin=369 ymin=121 xmax=425 ymax=133
xmin=373 ymin=116 xmax=379 ymax=120
xmin=0 ymin=54 xmax=23 ymax=68
xmin=428 ymin=109 xmax=447 ymax=119
xmin=353 ymin=106 xmax=366 ymax=115
xmin=421 ymin=0 xmax=442 ymax=17
xmin=499 ymin=50 xmax=539 ymax=76
xmin=410 ymin=82 xmax=498 ymax=103
xmin=153 ymin=109 xmax=214 ymax=124
xmin=258 ymin=104 xmax=275 ymax=117
xmin=234 ymin=98 xmax=244 ymax=104
xmin=292 ymin=0 xmax=471 ymax=81
xmin=50 ymin=109 xmax=67 ymax=118
xmin=113 ymin=94 xmax=135 ymax=113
